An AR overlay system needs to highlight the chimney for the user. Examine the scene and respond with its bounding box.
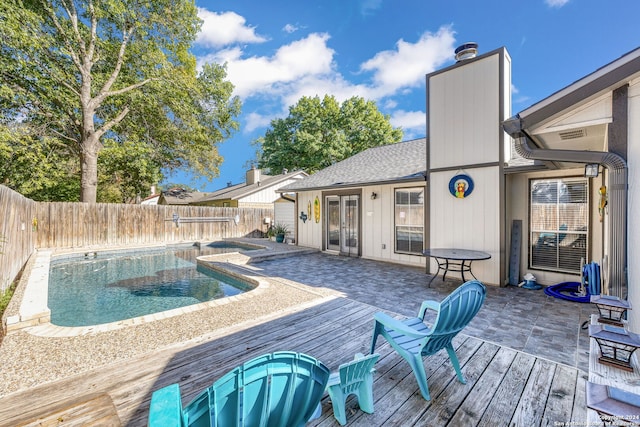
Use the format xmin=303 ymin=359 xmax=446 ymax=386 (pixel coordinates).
xmin=150 ymin=184 xmax=156 ymax=195
xmin=283 ymin=168 xmax=288 ymax=174
xmin=455 ymin=42 xmax=478 ymax=62
xmin=246 ymin=167 xmax=260 ymax=185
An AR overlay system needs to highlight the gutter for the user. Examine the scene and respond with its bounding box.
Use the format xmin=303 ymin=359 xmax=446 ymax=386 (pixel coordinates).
xmin=503 ymin=117 xmax=628 ymax=298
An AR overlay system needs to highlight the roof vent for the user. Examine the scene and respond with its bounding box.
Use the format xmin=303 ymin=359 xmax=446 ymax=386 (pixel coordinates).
xmin=559 ymin=129 xmax=587 ymax=140
xmin=227 ymin=181 xmax=232 ymax=187
xmin=455 ymin=42 xmax=478 ymax=61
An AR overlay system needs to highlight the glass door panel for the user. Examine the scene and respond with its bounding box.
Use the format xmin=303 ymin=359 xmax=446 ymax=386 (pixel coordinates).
xmin=327 ymin=196 xmax=340 ymax=251
xmin=341 ymin=196 xmax=359 ymax=255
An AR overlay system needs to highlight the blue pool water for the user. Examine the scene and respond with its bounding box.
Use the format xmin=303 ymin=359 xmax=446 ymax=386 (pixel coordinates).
xmin=48 ymin=242 xmax=257 ymax=327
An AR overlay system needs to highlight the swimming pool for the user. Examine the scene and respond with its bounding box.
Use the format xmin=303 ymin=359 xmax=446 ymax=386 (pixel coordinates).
xmin=48 ymin=242 xmax=257 ymax=327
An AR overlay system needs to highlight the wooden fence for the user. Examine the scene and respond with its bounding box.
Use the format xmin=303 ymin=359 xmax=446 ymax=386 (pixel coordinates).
xmin=0 ymin=186 xmax=37 ymax=293
xmin=0 ymin=185 xmax=273 ymax=292
xmin=34 ymin=203 xmax=272 ymax=249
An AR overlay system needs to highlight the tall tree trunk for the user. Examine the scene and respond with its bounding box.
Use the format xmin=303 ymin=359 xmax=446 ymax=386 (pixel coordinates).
xmin=80 ymin=138 xmax=99 ymax=203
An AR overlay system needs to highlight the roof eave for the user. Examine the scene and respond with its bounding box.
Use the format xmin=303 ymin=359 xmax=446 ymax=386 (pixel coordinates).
xmin=281 ymin=174 xmax=426 ymax=193
xmin=516 ymin=47 xmax=640 ymax=130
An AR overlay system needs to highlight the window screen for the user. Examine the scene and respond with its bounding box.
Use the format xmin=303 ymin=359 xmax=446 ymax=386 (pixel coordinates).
xmin=395 ymin=187 xmax=424 ymax=254
xmin=530 ymin=178 xmax=588 ymax=273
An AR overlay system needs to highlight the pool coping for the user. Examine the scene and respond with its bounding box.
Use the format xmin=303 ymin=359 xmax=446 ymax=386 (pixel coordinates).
xmin=3 ymin=239 xmax=319 ymax=337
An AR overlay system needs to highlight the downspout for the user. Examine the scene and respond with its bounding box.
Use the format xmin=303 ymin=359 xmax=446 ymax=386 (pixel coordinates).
xmin=504 ymin=117 xmax=628 ymax=299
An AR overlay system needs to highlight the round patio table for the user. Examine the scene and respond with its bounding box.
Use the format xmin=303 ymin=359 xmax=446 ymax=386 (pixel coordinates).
xmin=423 ymin=248 xmax=491 ymax=287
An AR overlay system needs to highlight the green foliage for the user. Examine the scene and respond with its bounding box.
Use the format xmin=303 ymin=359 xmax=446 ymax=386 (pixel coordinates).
xmin=272 ymin=223 xmax=289 ymax=235
xmin=0 ymin=124 xmax=81 ymax=201
xmin=0 ymin=285 xmax=15 ymax=317
xmin=97 ymin=138 xmax=162 ymax=203
xmin=0 ymin=0 xmax=241 ymax=203
xmin=255 ymin=95 xmax=403 ymax=174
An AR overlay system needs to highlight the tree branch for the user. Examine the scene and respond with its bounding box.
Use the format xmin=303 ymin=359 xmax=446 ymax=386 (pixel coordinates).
xmin=40 ymin=0 xmax=83 ymax=71
xmin=95 ymin=106 xmax=130 ymax=140
xmin=47 ymin=126 xmax=78 ymax=144
xmin=105 ymin=78 xmax=152 ymax=98
xmin=86 ymin=0 xmax=98 ymax=66
xmin=60 ymin=0 xmax=87 ymax=58
xmin=95 ymin=25 xmax=135 ymax=103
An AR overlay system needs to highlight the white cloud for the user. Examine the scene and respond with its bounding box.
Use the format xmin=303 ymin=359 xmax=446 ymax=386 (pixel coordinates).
xmin=283 ymin=23 xmax=299 ymax=34
xmin=196 ymin=9 xmax=267 ymax=47
xmin=545 ymin=0 xmax=570 ymax=7
xmin=244 ymin=112 xmax=273 ymax=133
xmin=390 ymin=110 xmax=425 ymax=133
xmin=196 ymin=15 xmax=455 ymax=136
xmin=200 ymin=33 xmax=336 ymax=99
xmin=360 ymin=0 xmax=383 ymax=15
xmin=360 ymin=26 xmax=456 ymax=93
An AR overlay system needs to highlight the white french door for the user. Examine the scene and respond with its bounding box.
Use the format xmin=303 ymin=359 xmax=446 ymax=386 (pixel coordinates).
xmin=326 ymin=194 xmax=359 ymax=255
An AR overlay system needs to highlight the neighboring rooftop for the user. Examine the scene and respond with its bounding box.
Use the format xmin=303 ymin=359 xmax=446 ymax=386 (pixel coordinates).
xmin=281 ymin=138 xmax=426 ymax=192
xmin=199 ymin=169 xmax=307 ymax=203
xmin=158 ymin=188 xmax=211 ymax=205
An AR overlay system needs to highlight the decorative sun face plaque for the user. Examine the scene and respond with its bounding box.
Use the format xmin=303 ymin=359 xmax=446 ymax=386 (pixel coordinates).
xmin=449 ymin=174 xmax=474 ymax=198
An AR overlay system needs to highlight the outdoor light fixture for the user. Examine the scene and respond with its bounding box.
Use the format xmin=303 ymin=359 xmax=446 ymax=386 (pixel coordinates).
xmin=591 ymin=295 xmax=631 ymax=327
xmin=585 ymin=163 xmax=600 ymax=178
xmin=589 ymin=324 xmax=640 ymax=372
xmin=370 ymin=192 xmax=377 ymax=200
xmin=586 ymin=382 xmax=640 ymax=426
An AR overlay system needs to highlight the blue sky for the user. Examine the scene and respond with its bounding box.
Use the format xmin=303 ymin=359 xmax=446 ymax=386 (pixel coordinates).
xmin=166 ymin=0 xmax=640 ymax=191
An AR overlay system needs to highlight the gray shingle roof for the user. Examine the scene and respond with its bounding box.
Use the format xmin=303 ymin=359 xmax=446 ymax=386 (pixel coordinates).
xmin=281 ymin=138 xmax=426 ymax=191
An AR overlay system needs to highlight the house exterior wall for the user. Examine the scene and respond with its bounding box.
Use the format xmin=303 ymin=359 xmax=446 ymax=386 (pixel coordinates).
xmin=505 ymin=168 xmax=605 ymax=287
xmin=429 ymin=54 xmax=501 ymax=168
xmin=427 ymin=49 xmax=509 ymax=286
xmin=295 ymin=182 xmax=427 ymax=268
xmin=274 ymin=199 xmax=295 ymax=238
xmin=240 ymin=176 xmax=306 ymax=205
xmin=429 ymin=167 xmax=501 ymax=285
xmin=627 ymin=77 xmax=640 ymax=331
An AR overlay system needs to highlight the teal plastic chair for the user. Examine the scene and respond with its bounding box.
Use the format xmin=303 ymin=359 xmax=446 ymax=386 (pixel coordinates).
xmin=370 ymin=280 xmax=486 ymax=400
xmin=148 ymin=351 xmax=330 ymax=427
xmin=326 ymin=353 xmax=380 ymax=425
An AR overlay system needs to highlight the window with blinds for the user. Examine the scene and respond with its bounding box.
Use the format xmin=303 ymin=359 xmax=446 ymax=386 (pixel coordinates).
xmin=529 ymin=178 xmax=588 ymax=273
xmin=395 ymin=187 xmax=424 ymax=254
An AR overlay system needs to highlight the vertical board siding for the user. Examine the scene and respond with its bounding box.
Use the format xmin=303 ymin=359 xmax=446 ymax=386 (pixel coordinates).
xmin=0 ymin=186 xmax=36 ymax=292
xmin=34 ymin=203 xmax=273 ymax=249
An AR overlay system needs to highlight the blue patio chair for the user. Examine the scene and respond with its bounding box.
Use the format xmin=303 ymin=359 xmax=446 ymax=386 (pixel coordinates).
xmin=148 ymin=351 xmax=330 ymax=427
xmin=370 ymin=280 xmax=486 ymax=400
xmin=326 ymin=352 xmax=380 ymax=425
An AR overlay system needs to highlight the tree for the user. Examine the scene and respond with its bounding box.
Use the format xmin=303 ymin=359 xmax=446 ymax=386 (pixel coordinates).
xmin=254 ymin=95 xmax=403 ymax=174
xmin=0 ymin=0 xmax=241 ymax=203
xmin=0 ymin=124 xmax=81 ymax=201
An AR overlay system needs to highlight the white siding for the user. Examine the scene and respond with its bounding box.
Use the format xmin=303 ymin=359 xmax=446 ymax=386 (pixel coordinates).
xmin=627 ymin=78 xmax=640 ymax=332
xmin=429 ymin=167 xmax=501 ymax=285
xmin=363 ymin=183 xmax=427 ymax=267
xmin=240 ymin=175 xmax=306 ymax=204
xmin=427 ymin=50 xmax=507 ymax=286
xmin=295 ymin=185 xmax=427 ymax=268
xmin=430 ymin=54 xmax=500 ymax=169
xmin=296 ymin=191 xmax=324 ymax=250
xmin=274 ymin=200 xmax=295 ymax=238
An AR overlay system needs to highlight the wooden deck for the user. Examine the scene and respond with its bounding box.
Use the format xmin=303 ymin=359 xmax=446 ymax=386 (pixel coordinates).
xmin=0 ymin=297 xmax=587 ymax=426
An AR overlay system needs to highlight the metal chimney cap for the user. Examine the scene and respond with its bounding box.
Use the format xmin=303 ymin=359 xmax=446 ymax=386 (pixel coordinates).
xmin=455 ymin=42 xmax=478 ymax=61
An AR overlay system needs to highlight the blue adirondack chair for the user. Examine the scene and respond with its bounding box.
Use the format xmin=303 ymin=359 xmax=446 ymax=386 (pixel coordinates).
xmin=326 ymin=352 xmax=380 ymax=425
xmin=148 ymin=351 xmax=330 ymax=427
xmin=370 ymin=280 xmax=486 ymax=400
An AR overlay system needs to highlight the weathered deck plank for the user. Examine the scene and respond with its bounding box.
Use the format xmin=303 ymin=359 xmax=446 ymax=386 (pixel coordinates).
xmin=0 ymin=297 xmax=587 ymax=427
xmin=511 ymin=358 xmax=557 ymax=426
xmin=542 ymin=364 xmax=579 ymax=426
xmin=447 ymin=346 xmax=519 ymax=426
